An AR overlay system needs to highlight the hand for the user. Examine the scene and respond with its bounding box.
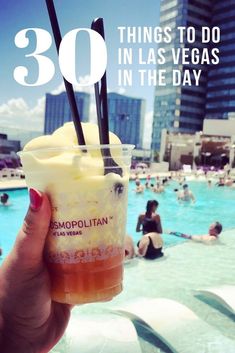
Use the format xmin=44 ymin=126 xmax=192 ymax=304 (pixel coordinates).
xmin=0 ymin=189 xmax=71 ymax=353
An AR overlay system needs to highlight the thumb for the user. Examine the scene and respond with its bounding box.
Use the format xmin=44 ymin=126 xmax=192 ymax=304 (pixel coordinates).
xmin=14 ymin=188 xmax=52 ymax=267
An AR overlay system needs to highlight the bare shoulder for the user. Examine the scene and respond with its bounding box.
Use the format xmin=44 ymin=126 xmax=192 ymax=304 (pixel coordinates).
xmin=153 ymin=214 xmax=160 ymax=221
xmin=138 ymin=213 xmax=145 ymax=220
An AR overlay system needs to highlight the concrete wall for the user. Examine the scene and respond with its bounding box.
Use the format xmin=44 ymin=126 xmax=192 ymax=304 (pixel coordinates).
xmin=203 ymin=118 xmax=235 ymax=137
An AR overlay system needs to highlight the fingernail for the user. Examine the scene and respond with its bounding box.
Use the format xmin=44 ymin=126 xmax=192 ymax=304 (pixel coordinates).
xmin=29 ymin=188 xmax=43 ymax=211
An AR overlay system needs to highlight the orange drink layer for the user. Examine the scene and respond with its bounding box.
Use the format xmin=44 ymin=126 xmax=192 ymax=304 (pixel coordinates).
xmin=18 ymin=123 xmax=134 ymax=304
xmin=48 ymin=249 xmax=124 ymax=304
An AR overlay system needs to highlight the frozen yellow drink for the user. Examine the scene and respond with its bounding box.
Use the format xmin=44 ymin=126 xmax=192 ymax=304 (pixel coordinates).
xmin=19 ymin=122 xmax=133 ymax=304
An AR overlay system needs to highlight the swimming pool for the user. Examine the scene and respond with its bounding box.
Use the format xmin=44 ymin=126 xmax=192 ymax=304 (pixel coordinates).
xmin=1 ymin=179 xmax=235 ymax=259
xmin=1 ymin=180 xmax=235 ymax=352
xmin=127 ymin=179 xmax=235 ymax=246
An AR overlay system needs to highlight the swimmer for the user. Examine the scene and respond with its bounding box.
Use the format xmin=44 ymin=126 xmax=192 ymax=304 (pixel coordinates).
xmin=177 ymin=184 xmax=195 ymax=203
xmin=135 ymin=179 xmax=145 ymax=193
xmin=0 ymin=193 xmax=11 ymax=206
xmin=153 ymin=182 xmax=164 ymax=193
xmin=155 ymin=175 xmax=160 ymax=183
xmin=162 ymin=178 xmax=169 ymax=186
xmin=145 ymin=175 xmax=151 ymax=189
xmin=168 ymin=222 xmax=222 ymax=244
xmin=174 ymin=188 xmax=180 ymax=197
xmin=225 ymin=177 xmax=233 ymax=187
xmin=216 ymin=177 xmax=225 ymax=187
xmin=145 ymin=181 xmax=151 ymax=189
xmin=207 ymin=180 xmax=212 ymax=187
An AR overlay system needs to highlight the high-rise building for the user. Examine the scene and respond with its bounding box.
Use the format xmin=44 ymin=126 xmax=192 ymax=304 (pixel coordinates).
xmin=108 ymin=92 xmax=145 ymax=148
xmin=44 ymin=92 xmax=90 ymax=134
xmin=206 ymin=0 xmax=235 ymax=119
xmin=152 ymin=0 xmax=212 ymax=151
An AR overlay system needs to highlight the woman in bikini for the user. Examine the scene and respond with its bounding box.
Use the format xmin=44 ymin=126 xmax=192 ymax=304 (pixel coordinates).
xmin=136 ymin=200 xmax=164 ymax=259
xmin=136 ymin=200 xmax=163 ymax=235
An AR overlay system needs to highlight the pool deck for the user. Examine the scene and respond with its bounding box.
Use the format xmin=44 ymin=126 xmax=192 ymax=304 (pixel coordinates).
xmin=0 ymin=179 xmax=27 ymax=191
xmin=54 ymin=229 xmax=235 ymax=353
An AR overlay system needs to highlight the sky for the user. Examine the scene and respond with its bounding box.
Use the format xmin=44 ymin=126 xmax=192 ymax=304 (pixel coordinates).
xmin=0 ymin=0 xmax=161 ymax=147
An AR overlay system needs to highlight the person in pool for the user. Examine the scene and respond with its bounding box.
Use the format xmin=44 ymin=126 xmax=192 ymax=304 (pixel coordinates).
xmin=216 ymin=177 xmax=225 ymax=187
xmin=177 ymin=184 xmax=195 ymax=203
xmin=169 ymin=222 xmax=223 ymax=244
xmin=136 ymin=200 xmax=163 ymax=234
xmin=152 ymin=182 xmax=165 ymax=193
xmin=135 ymin=179 xmax=145 ymax=194
xmin=0 ymin=193 xmax=10 ymax=206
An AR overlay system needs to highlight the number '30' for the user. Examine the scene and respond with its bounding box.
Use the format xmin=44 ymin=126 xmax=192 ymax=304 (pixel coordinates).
xmin=14 ymin=28 xmax=107 ymax=87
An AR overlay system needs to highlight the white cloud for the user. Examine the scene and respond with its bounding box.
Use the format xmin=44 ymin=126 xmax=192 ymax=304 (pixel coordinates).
xmin=142 ymin=110 xmax=153 ymax=149
xmin=0 ymin=97 xmax=45 ymax=131
xmin=0 ymin=98 xmax=28 ymax=116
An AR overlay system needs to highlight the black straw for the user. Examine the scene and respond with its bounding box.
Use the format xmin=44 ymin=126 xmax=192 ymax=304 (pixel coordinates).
xmin=91 ymin=18 xmax=110 ymax=145
xmin=91 ymin=18 xmax=123 ymax=176
xmin=45 ymin=0 xmax=86 ymax=146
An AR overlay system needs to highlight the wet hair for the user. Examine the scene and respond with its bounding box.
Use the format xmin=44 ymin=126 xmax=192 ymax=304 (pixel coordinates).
xmin=146 ymin=200 xmax=159 ymax=217
xmin=214 ymin=222 xmax=223 ymax=235
xmin=1 ymin=193 xmax=9 ymax=204
xmin=183 ymin=184 xmax=188 ymax=189
xmin=174 ymin=188 xmax=179 ymax=192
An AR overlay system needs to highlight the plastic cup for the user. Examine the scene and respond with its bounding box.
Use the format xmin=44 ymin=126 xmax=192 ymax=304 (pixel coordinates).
xmin=18 ymin=144 xmax=134 ymax=304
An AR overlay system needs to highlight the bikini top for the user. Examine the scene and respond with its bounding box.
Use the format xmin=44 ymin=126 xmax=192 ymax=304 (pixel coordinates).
xmin=142 ymin=216 xmax=159 ymax=234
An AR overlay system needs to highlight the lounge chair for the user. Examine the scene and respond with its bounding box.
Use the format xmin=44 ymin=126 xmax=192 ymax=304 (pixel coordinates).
xmin=195 ymin=285 xmax=235 ymax=315
xmin=111 ymin=297 xmax=235 ymax=353
xmin=64 ymin=313 xmax=142 ymax=353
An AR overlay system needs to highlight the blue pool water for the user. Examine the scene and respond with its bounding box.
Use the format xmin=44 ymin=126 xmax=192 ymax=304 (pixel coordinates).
xmin=0 ymin=189 xmax=29 ymax=257
xmin=127 ymin=179 xmax=235 ymax=246
xmin=1 ymin=180 xmax=235 ymax=260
